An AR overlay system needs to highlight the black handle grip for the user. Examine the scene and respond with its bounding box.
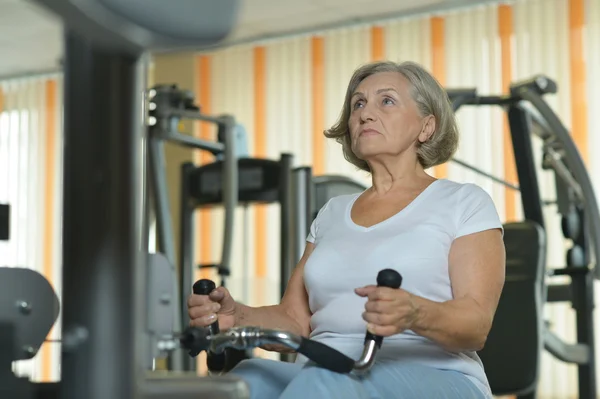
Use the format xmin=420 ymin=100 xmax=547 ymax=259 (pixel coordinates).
xmin=190 ymin=279 xmax=244 ymax=373
xmin=298 ymin=337 xmax=355 ymax=373
xmin=376 ymin=268 xmax=402 ymax=289
xmin=364 ymin=269 xmax=403 ymax=348
xmin=192 ymin=279 xmax=220 ymax=336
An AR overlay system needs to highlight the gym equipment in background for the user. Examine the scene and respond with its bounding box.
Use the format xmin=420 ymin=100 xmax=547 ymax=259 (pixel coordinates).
xmin=0 ymin=267 xmax=60 ymax=399
xmin=153 ymin=83 xmax=373 ymax=371
xmin=180 ymin=269 xmax=403 ymax=375
xmin=28 ymin=0 xmax=250 ymax=398
xmin=0 ymin=204 xmax=8 ymax=240
xmin=447 ymin=75 xmax=599 ymax=399
xmin=146 ymin=83 xmax=243 ymax=371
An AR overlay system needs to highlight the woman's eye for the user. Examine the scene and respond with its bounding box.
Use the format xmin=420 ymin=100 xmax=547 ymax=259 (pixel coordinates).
xmin=353 ymin=100 xmax=364 ymax=109
xmin=383 ymin=97 xmax=394 ymax=105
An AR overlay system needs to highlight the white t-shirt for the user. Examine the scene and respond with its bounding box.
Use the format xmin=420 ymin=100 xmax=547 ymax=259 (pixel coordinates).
xmin=297 ymin=178 xmax=503 ymax=397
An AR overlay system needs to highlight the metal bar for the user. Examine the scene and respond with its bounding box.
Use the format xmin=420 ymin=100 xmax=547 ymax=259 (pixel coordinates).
xmin=279 ymin=154 xmax=294 ymax=298
xmin=302 ymin=168 xmax=314 ymax=236
xmin=172 ymin=109 xmax=227 ymax=125
xmin=446 ymin=88 xmax=477 ymax=112
xmin=450 ymin=158 xmax=519 ymax=191
xmin=543 ymin=146 xmax=584 ymax=202
xmin=179 ymin=162 xmax=196 ymax=372
xmin=476 ymin=95 xmax=516 ymax=106
xmin=156 ymin=130 xmax=225 ymax=154
xmin=507 ymin=106 xmax=545 ymax=229
xmin=218 ymin=116 xmax=238 ymax=286
xmin=544 ymin=329 xmax=590 ymax=365
xmin=573 ymin=271 xmax=597 ymax=398
xmin=278 ymin=155 xmax=295 ymax=363
xmin=546 ymin=283 xmax=572 ymax=303
xmin=0 ymin=204 xmax=9 ymax=240
xmin=147 ymin=134 xmax=183 ymax=371
xmin=59 ymin=30 xmax=141 ymax=399
xmin=291 ymin=167 xmax=312 ymax=264
xmin=148 ymin=140 xmax=177 ymax=276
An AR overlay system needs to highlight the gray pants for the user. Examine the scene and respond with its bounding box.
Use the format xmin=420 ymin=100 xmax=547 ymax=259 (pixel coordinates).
xmin=229 ymin=357 xmax=490 ymax=399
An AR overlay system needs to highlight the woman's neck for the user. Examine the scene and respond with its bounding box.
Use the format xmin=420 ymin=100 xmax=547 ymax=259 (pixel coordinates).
xmin=367 ymin=158 xmax=435 ymax=196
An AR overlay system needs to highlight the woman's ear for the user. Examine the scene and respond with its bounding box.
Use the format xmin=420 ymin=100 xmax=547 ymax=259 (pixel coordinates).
xmin=418 ymin=115 xmax=436 ymax=143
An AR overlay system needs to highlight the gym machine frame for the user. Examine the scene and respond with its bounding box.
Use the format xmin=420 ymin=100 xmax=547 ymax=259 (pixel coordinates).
xmin=448 ymin=75 xmax=599 ymax=399
xmin=179 ymin=149 xmax=297 ymax=370
xmin=146 ymin=84 xmax=240 ymax=371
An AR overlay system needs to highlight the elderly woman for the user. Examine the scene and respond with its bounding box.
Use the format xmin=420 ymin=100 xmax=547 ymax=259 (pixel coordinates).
xmin=188 ymin=60 xmax=505 ymax=399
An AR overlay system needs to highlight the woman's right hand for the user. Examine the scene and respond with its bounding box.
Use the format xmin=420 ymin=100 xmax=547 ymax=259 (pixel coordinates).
xmin=187 ymin=286 xmax=237 ymax=331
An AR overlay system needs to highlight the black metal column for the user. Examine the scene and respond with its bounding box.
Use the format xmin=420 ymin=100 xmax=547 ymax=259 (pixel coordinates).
xmin=179 ymin=162 xmax=196 ymax=372
xmin=507 ymin=106 xmax=545 ymax=228
xmin=279 ymin=154 xmax=294 ymax=363
xmin=291 ymin=167 xmax=313 ymax=265
xmin=573 ymin=270 xmax=597 ymax=399
xmin=279 ymin=154 xmax=294 ymax=299
xmin=60 ymin=31 xmax=142 ymax=399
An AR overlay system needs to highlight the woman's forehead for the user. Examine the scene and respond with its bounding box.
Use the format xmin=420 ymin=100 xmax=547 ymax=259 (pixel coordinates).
xmin=355 ymin=71 xmax=409 ymax=93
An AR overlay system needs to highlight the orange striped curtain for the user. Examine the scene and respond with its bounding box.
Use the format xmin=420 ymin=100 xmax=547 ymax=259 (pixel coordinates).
xmin=0 ymin=75 xmax=63 ymax=382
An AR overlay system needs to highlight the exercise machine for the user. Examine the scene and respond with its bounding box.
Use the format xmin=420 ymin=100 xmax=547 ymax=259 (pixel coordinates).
xmin=146 ymin=83 xmax=243 ymax=371
xmin=0 ymin=267 xmax=60 ymax=399
xmin=447 ymin=75 xmax=599 ymax=399
xmin=0 ymin=203 xmax=61 ymax=398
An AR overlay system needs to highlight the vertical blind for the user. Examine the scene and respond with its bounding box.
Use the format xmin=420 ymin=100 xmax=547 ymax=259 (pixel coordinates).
xmin=0 ymin=76 xmax=63 ymax=382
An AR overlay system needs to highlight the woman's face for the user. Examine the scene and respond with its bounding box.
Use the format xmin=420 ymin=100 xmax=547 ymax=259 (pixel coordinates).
xmin=348 ymin=71 xmax=434 ymax=163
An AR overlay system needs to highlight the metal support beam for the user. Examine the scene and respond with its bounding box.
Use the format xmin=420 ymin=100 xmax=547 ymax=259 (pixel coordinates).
xmin=60 ymin=30 xmax=143 ymax=399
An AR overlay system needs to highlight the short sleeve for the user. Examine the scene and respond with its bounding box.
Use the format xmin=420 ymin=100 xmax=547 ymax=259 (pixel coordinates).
xmin=455 ymin=184 xmax=504 ymax=238
xmin=306 ymin=199 xmax=332 ymax=244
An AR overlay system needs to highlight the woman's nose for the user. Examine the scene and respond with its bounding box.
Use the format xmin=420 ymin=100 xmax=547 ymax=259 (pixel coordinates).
xmin=360 ymin=104 xmax=376 ymax=122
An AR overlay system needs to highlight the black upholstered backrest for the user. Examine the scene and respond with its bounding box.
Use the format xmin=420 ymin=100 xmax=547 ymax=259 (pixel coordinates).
xmin=478 ymin=221 xmax=546 ymax=396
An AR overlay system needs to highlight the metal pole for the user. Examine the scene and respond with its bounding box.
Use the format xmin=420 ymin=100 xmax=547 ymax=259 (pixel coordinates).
xmin=217 ymin=115 xmax=239 ymax=286
xmin=147 ymin=136 xmax=184 ymax=371
xmin=278 ymin=154 xmax=294 ymax=363
xmin=59 ymin=31 xmax=143 ymax=399
xmin=291 ymin=167 xmax=313 ymax=264
xmin=179 ymin=162 xmax=196 ymax=372
xmin=279 ymin=154 xmax=294 ymax=298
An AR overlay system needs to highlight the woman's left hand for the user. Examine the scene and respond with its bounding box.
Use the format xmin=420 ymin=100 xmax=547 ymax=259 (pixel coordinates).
xmin=354 ymin=285 xmax=420 ymax=337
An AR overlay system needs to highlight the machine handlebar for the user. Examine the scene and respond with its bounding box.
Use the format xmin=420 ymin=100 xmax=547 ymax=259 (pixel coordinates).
xmin=183 ymin=269 xmax=403 ymax=374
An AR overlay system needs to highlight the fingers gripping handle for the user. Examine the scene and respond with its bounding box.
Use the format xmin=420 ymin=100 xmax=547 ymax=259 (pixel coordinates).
xmin=188 ymin=278 xmax=227 ymax=371
xmin=192 ymin=279 xmax=220 ymax=336
xmin=364 ymin=269 xmax=403 ymax=349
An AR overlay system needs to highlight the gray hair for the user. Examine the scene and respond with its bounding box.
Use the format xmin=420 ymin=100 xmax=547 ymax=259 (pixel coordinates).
xmin=324 ymin=60 xmax=459 ymax=171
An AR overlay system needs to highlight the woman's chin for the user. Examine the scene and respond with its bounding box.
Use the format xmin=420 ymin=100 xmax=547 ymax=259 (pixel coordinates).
xmin=353 ymin=147 xmax=383 ymax=160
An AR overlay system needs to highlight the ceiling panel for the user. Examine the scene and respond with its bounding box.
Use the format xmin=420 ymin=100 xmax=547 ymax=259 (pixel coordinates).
xmin=0 ymin=0 xmax=485 ymax=78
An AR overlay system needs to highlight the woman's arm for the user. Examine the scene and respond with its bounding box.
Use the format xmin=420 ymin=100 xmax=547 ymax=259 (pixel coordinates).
xmin=357 ymin=228 xmax=505 ymax=352
xmin=409 ymin=228 xmax=505 ymax=351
